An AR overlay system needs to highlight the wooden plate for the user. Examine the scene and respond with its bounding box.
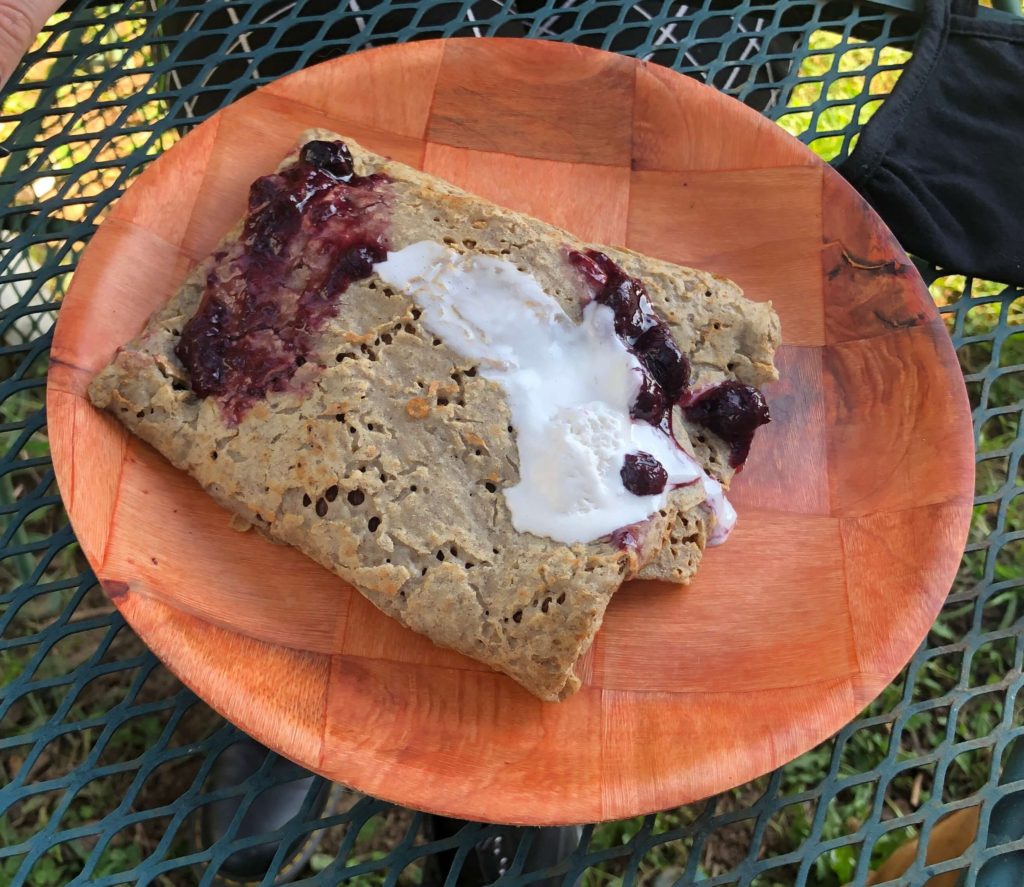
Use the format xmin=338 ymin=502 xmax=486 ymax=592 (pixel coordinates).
xmin=48 ymin=39 xmax=974 ymax=825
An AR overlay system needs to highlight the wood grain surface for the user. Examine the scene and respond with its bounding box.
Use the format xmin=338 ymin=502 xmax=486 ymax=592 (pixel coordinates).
xmin=47 ymin=38 xmax=974 ymax=825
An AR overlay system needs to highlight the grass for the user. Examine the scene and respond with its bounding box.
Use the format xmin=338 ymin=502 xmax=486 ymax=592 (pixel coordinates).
xmin=2 ymin=14 xmax=1022 ymax=887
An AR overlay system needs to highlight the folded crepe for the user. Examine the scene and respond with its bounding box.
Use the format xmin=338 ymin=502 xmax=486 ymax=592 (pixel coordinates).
xmin=89 ymin=130 xmax=780 ymax=700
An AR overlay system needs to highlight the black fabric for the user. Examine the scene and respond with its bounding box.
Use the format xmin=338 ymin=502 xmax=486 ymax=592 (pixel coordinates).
xmin=838 ymin=0 xmax=1024 ymax=285
xmin=421 ymin=816 xmax=582 ymax=887
xmin=197 ymin=738 xmax=333 ymax=885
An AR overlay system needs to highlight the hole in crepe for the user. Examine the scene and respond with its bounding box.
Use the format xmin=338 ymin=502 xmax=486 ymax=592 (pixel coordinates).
xmin=466 ymin=562 xmax=474 ymax=569
xmin=421 ymin=567 xmax=428 ymax=576
xmin=381 ymin=333 xmax=392 ymax=345
xmin=135 ymin=410 xmax=145 ymax=418
xmin=696 ymin=435 xmax=706 ymax=443
xmin=432 ymin=338 xmax=442 ymax=347
xmin=210 ymin=451 xmax=218 ymax=460
xmin=325 ymin=485 xmax=339 ymax=502
xmin=367 ymin=423 xmax=375 ymax=431
xmin=704 ymin=289 xmax=712 ymax=297
xmin=712 ymin=322 xmax=720 ymax=330
xmin=512 ymin=610 xmax=522 ymax=624
xmin=336 ymin=353 xmax=354 ymax=362
xmin=368 ymin=516 xmax=381 ymax=532
xmin=410 ymin=485 xmax=417 ymax=492
xmin=507 ymin=425 xmax=513 ymax=433
xmin=348 ymin=490 xmax=364 ymax=506
xmin=541 ymin=597 xmax=551 ymax=613
xmin=336 ymin=413 xmax=345 ymax=422
xmin=485 ymin=483 xmax=497 ymax=493
xmin=492 ymin=548 xmax=499 ymax=555
xmin=557 ymin=592 xmax=566 ymax=605
xmin=172 ymin=380 xmax=188 ymax=391
xmin=465 ymin=367 xmax=477 ymax=377
xmin=436 ymin=550 xmax=445 ymax=561
xmin=404 ymin=324 xmax=415 ymax=333
xmin=380 ymin=472 xmax=388 ymax=482
xmin=437 ymin=398 xmax=448 ymax=407
xmin=475 ymin=449 xmax=481 ymax=456
xmin=463 ymin=239 xmax=477 ymax=248
xmin=449 ymin=545 xmax=458 ymax=557
xmin=348 ymin=426 xmax=356 ymax=434
xmin=296 ymin=356 xmax=306 ymax=367
xmin=302 ymin=493 xmax=312 ymax=508
xmin=727 ymin=362 xmax=736 ymax=371
xmin=411 ymin=308 xmax=422 ymax=320
xmin=315 ymin=498 xmax=328 ymax=517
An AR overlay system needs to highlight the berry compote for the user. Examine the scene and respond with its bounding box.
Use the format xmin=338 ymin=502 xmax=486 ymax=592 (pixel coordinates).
xmin=176 ymin=140 xmax=391 ymax=424
xmin=568 ymin=248 xmax=770 ymax=512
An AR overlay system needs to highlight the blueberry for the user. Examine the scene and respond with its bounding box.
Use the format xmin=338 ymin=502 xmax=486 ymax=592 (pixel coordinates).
xmin=631 ymin=374 xmax=668 ymax=425
xmin=248 ymin=175 xmax=281 ymax=211
xmin=247 ymin=197 xmax=301 ymax=256
xmin=583 ymin=251 xmax=620 ymax=284
xmin=601 ymin=277 xmax=647 ymax=338
xmin=684 ymin=381 xmax=770 ymax=467
xmin=336 ymin=243 xmax=385 ymax=278
xmin=568 ymin=250 xmax=608 ymax=290
xmin=322 ymin=243 xmax=386 ymax=296
xmin=634 ymin=324 xmax=690 ymax=400
xmin=300 ymin=140 xmax=355 ymax=178
xmin=621 ymin=452 xmax=668 ymax=496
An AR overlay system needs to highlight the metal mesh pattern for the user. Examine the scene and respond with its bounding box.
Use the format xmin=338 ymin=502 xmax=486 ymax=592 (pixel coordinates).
xmin=2 ymin=2 xmax=1022 ymax=885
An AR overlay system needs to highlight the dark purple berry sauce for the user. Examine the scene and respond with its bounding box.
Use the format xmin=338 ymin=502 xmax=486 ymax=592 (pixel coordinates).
xmin=633 ymin=325 xmax=688 ymax=401
xmin=610 ymin=524 xmax=642 ymax=551
xmin=175 ymin=140 xmax=391 ymax=424
xmin=568 ymin=249 xmax=690 ymax=427
xmin=683 ymin=381 xmax=771 ymax=468
xmin=620 ymin=452 xmax=668 ymax=496
xmin=568 ymin=248 xmax=771 ymax=540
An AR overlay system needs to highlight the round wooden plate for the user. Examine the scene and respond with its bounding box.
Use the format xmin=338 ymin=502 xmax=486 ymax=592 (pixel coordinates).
xmin=49 ymin=39 xmax=974 ymax=825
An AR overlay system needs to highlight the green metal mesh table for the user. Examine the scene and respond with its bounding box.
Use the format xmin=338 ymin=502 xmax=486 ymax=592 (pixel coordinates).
xmin=2 ymin=2 xmax=1023 ymax=885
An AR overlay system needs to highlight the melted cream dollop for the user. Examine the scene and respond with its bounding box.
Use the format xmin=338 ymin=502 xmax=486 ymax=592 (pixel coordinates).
xmin=375 ymin=241 xmax=734 ymax=545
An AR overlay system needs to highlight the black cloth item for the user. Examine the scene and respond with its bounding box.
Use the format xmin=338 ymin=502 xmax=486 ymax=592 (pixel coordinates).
xmin=837 ymin=0 xmax=1024 ymax=285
